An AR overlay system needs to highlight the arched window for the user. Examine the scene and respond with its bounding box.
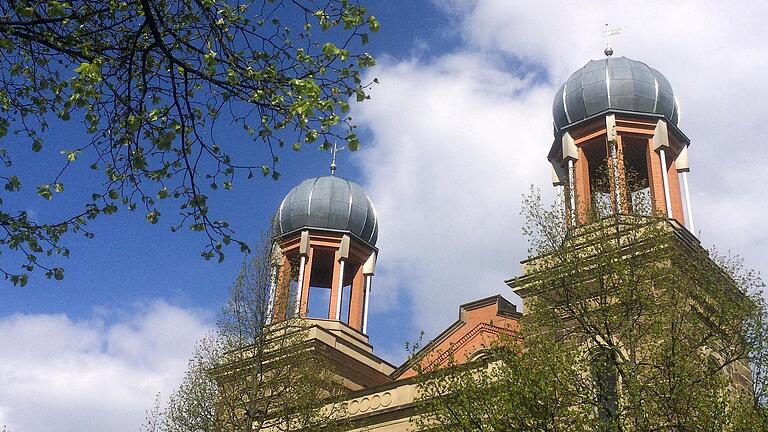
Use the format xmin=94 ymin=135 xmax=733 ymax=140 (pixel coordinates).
xmin=591 ymin=348 xmax=618 ymax=421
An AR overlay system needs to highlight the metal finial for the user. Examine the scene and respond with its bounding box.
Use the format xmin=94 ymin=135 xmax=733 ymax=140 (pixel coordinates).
xmin=330 ymin=142 xmax=345 ymax=176
xmin=602 ymin=24 xmax=626 ymax=57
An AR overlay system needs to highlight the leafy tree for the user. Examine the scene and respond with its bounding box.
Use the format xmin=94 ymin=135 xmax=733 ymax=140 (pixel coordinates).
xmin=412 ymin=188 xmax=768 ymax=431
xmin=145 ymin=233 xmax=347 ymax=431
xmin=413 ymin=339 xmax=595 ymax=432
xmin=0 ymin=0 xmax=378 ymax=285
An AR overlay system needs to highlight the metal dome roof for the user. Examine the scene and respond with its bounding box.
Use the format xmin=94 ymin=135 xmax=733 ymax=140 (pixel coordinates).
xmin=275 ymin=176 xmax=378 ymax=247
xmin=553 ymin=56 xmax=679 ymax=132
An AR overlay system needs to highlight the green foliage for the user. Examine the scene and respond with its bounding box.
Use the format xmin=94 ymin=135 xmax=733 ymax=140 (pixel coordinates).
xmin=147 ymin=234 xmax=346 ymax=431
xmin=0 ymin=0 xmax=378 ymax=283
xmin=413 ymin=189 xmax=768 ymax=431
xmin=414 ymin=340 xmax=595 ymax=431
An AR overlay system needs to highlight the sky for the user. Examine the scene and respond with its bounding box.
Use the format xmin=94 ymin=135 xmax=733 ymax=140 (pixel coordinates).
xmin=3 ymin=1 xmax=768 ymax=430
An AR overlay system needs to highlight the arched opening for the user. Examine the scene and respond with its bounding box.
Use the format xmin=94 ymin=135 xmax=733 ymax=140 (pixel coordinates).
xmin=582 ymin=139 xmax=612 ymax=218
xmin=306 ymin=249 xmax=335 ymax=319
xmin=284 ymin=255 xmax=301 ymax=319
xmin=591 ymin=348 xmax=619 ymax=421
xmin=339 ymin=263 xmax=359 ymax=325
xmin=622 ymin=136 xmax=652 ymax=215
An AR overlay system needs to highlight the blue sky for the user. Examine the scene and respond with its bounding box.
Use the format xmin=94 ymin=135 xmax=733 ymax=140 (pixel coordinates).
xmin=3 ymin=1 xmax=768 ymax=430
xmin=0 ymin=1 xmax=449 ymax=335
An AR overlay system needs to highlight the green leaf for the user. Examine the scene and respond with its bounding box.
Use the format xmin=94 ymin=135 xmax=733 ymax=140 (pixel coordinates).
xmin=0 ymin=38 xmax=13 ymax=52
xmin=322 ymin=42 xmax=339 ymax=59
xmin=11 ymin=274 xmax=28 ymax=287
xmin=146 ymin=210 xmax=160 ymax=224
xmin=4 ymin=176 xmax=21 ymax=192
xmin=37 ymin=185 xmax=53 ymax=200
xmin=239 ymin=241 xmax=250 ymax=253
xmin=147 ymin=108 xmax=162 ymax=122
xmin=74 ymin=61 xmax=102 ymax=81
xmin=18 ymin=7 xmax=35 ymax=18
xmin=305 ymin=130 xmax=318 ymax=143
xmin=156 ymin=132 xmax=176 ymax=150
xmin=347 ymin=133 xmax=360 ymax=151
xmin=127 ymin=115 xmax=140 ymax=132
xmin=368 ymin=16 xmax=380 ymax=32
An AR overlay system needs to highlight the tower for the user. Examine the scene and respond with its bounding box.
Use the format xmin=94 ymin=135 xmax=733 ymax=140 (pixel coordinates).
xmin=548 ymin=55 xmax=695 ymax=232
xmin=268 ymin=175 xmax=378 ymax=334
xmin=510 ymin=51 xmax=753 ymax=405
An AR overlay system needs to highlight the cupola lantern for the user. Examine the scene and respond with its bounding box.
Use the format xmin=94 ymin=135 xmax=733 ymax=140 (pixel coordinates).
xmin=548 ymin=55 xmax=695 ymax=233
xmin=267 ymin=176 xmax=378 ymax=334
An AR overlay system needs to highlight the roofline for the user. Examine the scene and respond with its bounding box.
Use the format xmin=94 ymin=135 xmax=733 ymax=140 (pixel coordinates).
xmin=505 ymin=216 xmax=706 ymax=290
xmin=459 ymin=294 xmax=518 ymax=317
xmin=390 ymin=295 xmax=520 ymax=378
xmin=548 ymin=109 xmax=691 ymax=164
xmin=275 ymin=226 xmax=379 ymax=251
xmin=554 ymin=109 xmax=690 ymax=139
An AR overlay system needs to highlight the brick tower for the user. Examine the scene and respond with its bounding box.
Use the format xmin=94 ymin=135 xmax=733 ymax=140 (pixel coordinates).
xmin=510 ymin=50 xmax=753 ymax=398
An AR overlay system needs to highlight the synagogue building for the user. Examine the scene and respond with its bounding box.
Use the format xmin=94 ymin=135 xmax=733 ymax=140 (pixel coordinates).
xmin=254 ymin=48 xmax=745 ymax=430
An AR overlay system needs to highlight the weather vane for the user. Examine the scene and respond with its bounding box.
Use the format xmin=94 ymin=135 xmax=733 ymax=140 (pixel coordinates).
xmin=330 ymin=141 xmax=345 ymax=176
xmin=602 ymin=24 xmax=627 ymax=57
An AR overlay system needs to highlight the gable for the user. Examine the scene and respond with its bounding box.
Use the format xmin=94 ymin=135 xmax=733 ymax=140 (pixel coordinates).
xmin=393 ymin=295 xmax=520 ymax=380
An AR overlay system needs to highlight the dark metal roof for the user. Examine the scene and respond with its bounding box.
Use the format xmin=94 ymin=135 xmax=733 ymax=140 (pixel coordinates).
xmin=275 ymin=176 xmax=378 ymax=247
xmin=553 ymin=56 xmax=679 ymax=132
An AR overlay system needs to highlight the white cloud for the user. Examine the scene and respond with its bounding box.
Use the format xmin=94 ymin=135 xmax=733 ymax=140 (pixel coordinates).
xmin=355 ymin=53 xmax=555 ymax=336
xmin=354 ymin=1 xmax=768 ymax=342
xmin=445 ymin=0 xmax=768 ymax=257
xmin=0 ymin=302 xmax=211 ymax=432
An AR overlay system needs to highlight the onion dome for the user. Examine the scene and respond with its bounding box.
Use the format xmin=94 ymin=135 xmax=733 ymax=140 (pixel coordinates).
xmin=553 ymin=56 xmax=679 ymax=132
xmin=275 ymin=176 xmax=378 ymax=247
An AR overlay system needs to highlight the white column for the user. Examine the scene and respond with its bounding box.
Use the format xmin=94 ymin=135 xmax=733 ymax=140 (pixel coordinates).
xmin=265 ymin=266 xmax=277 ymax=325
xmin=568 ymin=159 xmax=576 ymax=226
xmin=609 ymin=141 xmax=622 ymax=213
xmin=293 ymin=255 xmax=306 ymax=317
xmin=681 ymin=171 xmax=695 ymax=234
xmin=334 ymin=260 xmax=345 ymax=321
xmin=362 ymin=275 xmax=372 ymax=334
xmin=659 ymin=148 xmax=673 ymax=218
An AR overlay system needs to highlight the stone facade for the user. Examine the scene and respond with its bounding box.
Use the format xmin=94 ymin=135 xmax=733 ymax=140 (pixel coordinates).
xmin=296 ymin=296 xmax=519 ymax=431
